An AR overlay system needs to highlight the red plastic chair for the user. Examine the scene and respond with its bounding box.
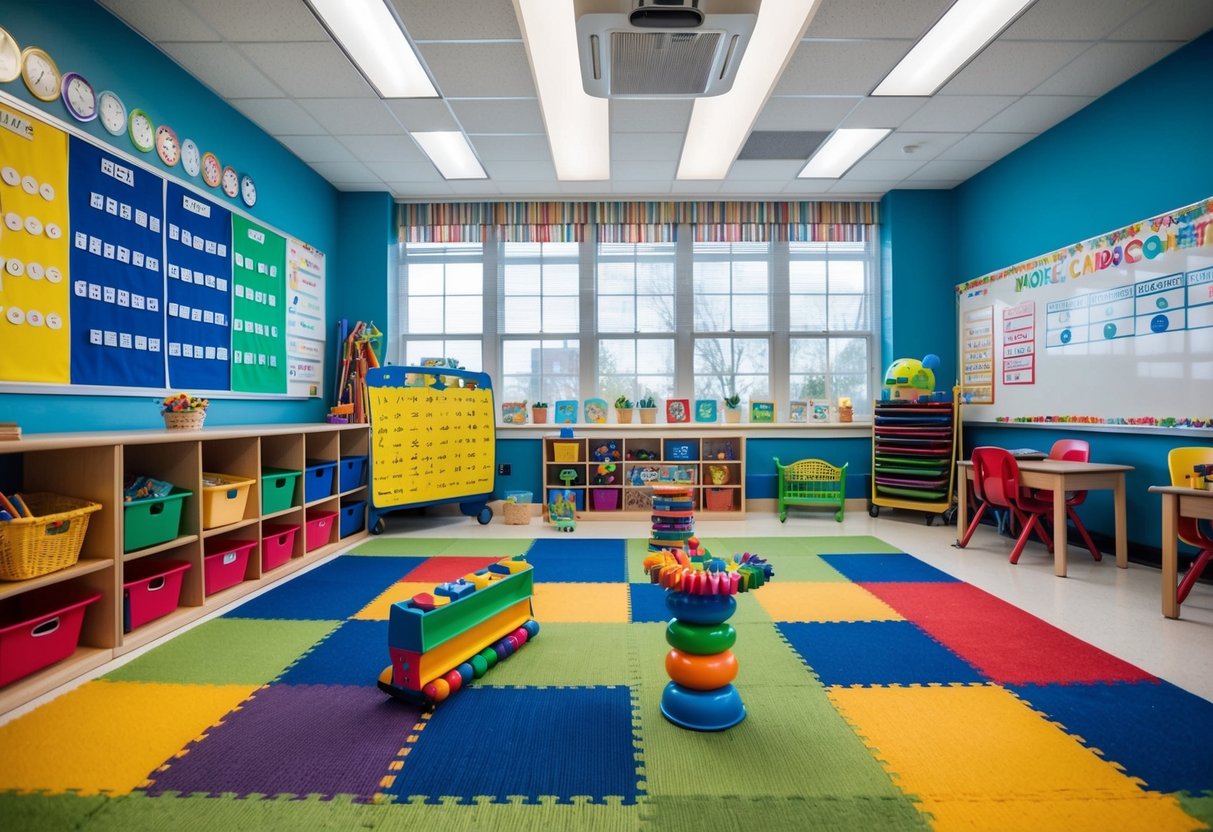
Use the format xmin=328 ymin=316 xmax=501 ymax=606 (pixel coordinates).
xmin=1027 ymin=439 xmax=1101 ymax=562
xmin=957 ymin=446 xmax=1053 ymax=563
xmin=1168 ymin=447 xmax=1213 ymax=604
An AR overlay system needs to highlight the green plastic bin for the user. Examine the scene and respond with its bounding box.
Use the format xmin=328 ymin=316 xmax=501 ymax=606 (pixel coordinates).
xmin=261 ymin=468 xmax=302 ymax=514
xmin=124 ymin=488 xmax=192 ymax=552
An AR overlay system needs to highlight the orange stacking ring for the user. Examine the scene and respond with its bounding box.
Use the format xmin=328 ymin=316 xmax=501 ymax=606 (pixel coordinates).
xmin=665 ymin=647 xmax=738 ymax=690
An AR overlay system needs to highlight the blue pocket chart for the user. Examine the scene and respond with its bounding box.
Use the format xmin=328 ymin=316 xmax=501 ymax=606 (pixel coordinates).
xmin=68 ymin=137 xmax=166 ymax=388
xmin=165 ymin=182 xmax=232 ymax=391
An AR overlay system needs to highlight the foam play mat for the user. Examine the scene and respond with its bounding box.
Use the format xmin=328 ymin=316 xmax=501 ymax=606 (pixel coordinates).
xmin=1 ymin=535 xmax=1211 ymax=831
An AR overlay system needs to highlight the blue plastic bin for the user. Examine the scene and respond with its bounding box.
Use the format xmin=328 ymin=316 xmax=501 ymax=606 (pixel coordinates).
xmin=303 ymin=460 xmax=337 ymax=503
xmin=338 ymin=455 xmax=368 ymax=492
xmin=339 ymin=500 xmax=366 ymax=537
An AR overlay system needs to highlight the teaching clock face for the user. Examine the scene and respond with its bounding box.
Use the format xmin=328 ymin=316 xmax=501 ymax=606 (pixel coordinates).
xmin=128 ymin=108 xmax=155 ymax=153
xmin=240 ymin=173 xmax=257 ymax=207
xmin=21 ymin=47 xmax=60 ymax=102
xmin=97 ymin=90 xmax=126 ymax=136
xmin=0 ymin=27 xmax=21 ymax=84
xmin=156 ymin=125 xmax=180 ymax=166
xmin=181 ymin=139 xmax=200 ymax=177
xmin=61 ymin=72 xmax=96 ymax=122
xmin=221 ymin=165 xmax=239 ymax=198
xmin=201 ymin=152 xmax=221 ymax=188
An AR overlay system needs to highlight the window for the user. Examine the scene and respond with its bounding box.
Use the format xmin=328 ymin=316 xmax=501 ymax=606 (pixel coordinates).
xmin=692 ymin=242 xmax=772 ymax=400
xmin=396 ymin=242 xmax=484 ymax=370
xmin=499 ymin=242 xmax=580 ymax=404
xmin=596 ymin=242 xmax=676 ymax=402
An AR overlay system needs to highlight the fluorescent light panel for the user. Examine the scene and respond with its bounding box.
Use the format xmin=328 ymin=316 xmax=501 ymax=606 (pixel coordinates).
xmin=307 ymin=0 xmax=437 ymax=98
xmin=412 ymin=131 xmax=487 ymax=179
xmin=873 ymin=0 xmax=1036 ymax=96
xmin=798 ymin=128 xmax=890 ymax=178
xmin=514 ymin=0 xmax=610 ymax=181
xmin=677 ymin=0 xmax=821 ymax=180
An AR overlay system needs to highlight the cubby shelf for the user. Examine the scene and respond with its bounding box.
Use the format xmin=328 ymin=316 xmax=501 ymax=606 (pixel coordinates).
xmin=0 ymin=423 xmax=370 ymax=716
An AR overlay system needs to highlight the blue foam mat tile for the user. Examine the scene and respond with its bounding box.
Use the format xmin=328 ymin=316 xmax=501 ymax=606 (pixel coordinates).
xmin=629 ymin=582 xmax=672 ymax=623
xmin=276 ymin=619 xmax=389 ymax=686
xmin=299 ymin=555 xmax=428 ymax=586
xmin=820 ymin=553 xmax=959 ymax=583
xmin=524 ymin=538 xmax=627 ymax=583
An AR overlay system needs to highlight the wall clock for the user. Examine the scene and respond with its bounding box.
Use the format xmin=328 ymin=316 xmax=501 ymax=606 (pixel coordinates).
xmin=128 ymin=108 xmax=154 ymax=153
xmin=20 ymin=46 xmax=60 ymax=102
xmin=181 ymin=139 xmax=200 ymax=177
xmin=156 ymin=124 xmax=179 ymax=166
xmin=240 ymin=173 xmax=257 ymax=207
xmin=97 ymin=90 xmax=126 ymax=136
xmin=0 ymin=26 xmax=21 ymax=83
xmin=221 ymin=165 xmax=239 ymax=198
xmin=61 ymin=71 xmax=97 ymax=122
xmin=201 ymin=151 xmax=221 ymax=188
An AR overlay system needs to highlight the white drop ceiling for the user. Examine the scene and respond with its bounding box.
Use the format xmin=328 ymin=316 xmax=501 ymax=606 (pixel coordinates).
xmin=98 ymin=0 xmax=1213 ymax=200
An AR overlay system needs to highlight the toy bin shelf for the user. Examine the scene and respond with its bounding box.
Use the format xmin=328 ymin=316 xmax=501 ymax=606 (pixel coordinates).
xmin=124 ymin=488 xmax=192 ymax=552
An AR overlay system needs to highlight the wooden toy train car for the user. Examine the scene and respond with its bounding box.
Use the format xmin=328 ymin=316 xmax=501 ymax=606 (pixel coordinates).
xmin=377 ymin=555 xmax=538 ymax=706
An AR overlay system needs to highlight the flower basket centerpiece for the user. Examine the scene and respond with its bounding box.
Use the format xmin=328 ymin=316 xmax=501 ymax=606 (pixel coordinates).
xmin=161 ymin=393 xmax=209 ymax=430
xmin=723 ymin=394 xmax=742 ymax=423
xmin=532 ymin=402 xmax=549 ymax=424
xmin=637 ymin=395 xmax=658 ymax=424
xmin=614 ymin=395 xmax=634 ymax=424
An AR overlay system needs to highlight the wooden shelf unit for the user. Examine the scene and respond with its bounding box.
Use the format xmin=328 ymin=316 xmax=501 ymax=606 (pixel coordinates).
xmin=541 ymin=433 xmax=745 ymax=520
xmin=869 ymin=398 xmax=960 ymax=525
xmin=0 ymin=423 xmax=370 ymax=716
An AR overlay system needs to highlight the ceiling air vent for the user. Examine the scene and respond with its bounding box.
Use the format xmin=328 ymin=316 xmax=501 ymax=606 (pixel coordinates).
xmin=576 ymin=0 xmax=759 ymax=98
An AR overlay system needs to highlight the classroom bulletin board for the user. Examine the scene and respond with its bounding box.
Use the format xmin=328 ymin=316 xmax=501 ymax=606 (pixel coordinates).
xmin=957 ymin=197 xmax=1213 ymax=428
xmin=0 ymin=93 xmax=326 ymax=398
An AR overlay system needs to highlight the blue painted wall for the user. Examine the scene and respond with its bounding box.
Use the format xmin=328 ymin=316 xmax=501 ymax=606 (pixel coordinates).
xmin=0 ymin=0 xmax=338 ymax=430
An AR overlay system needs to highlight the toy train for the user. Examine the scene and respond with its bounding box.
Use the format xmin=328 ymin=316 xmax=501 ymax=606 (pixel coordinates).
xmin=377 ymin=555 xmax=538 ymax=706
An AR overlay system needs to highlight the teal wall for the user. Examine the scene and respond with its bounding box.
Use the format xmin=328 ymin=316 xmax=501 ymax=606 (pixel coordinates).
xmin=0 ymin=0 xmax=339 ymax=430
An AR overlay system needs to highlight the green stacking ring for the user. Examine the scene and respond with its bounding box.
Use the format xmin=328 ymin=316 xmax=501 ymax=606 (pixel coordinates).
xmin=666 ymin=619 xmax=736 ymax=655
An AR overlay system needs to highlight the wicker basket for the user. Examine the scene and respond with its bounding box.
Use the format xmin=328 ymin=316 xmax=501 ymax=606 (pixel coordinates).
xmin=502 ymin=501 xmax=532 ymax=525
xmin=163 ymin=410 xmax=206 ymax=430
xmin=0 ymin=493 xmax=102 ymax=581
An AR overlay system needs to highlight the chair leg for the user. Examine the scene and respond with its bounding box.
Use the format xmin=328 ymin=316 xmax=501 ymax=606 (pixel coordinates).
xmin=1067 ymin=507 xmax=1102 ymax=561
xmin=1009 ymin=514 xmax=1046 ymax=564
xmin=957 ymin=503 xmax=989 ymax=548
xmin=1177 ymin=548 xmax=1212 ymax=604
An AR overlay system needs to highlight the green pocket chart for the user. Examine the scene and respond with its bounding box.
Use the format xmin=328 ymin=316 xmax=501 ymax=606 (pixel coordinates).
xmin=230 ymin=215 xmax=288 ymax=393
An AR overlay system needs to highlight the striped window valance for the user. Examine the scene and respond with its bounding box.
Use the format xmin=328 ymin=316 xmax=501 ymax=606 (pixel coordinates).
xmin=397 ymin=200 xmax=878 ymax=243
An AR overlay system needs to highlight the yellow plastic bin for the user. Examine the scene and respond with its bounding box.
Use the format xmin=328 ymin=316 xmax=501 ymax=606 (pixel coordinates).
xmin=201 ymin=473 xmax=256 ymax=529
xmin=552 ymin=441 xmax=581 ymax=462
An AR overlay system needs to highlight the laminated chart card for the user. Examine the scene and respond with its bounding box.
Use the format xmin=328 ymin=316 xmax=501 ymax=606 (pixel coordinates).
xmin=68 ymin=137 xmax=165 ymax=388
xmin=285 ymin=237 xmax=325 ymax=397
xmin=0 ymin=102 xmax=70 ymax=383
xmin=368 ymin=384 xmax=495 ymax=508
xmin=165 ymin=182 xmax=232 ymax=391
xmin=230 ymin=214 xmax=286 ymax=394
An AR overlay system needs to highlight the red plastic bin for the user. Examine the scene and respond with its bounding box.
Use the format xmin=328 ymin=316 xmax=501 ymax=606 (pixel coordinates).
xmin=0 ymin=588 xmax=100 ymax=687
xmin=203 ymin=538 xmax=255 ymax=596
xmin=304 ymin=510 xmax=337 ymax=552
xmin=123 ymin=559 xmax=190 ymax=633
xmin=261 ymin=524 xmax=299 ymax=571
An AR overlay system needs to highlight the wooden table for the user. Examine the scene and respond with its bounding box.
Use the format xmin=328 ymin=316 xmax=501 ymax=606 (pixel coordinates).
xmin=957 ymin=459 xmax=1133 ymax=577
xmin=1148 ymin=485 xmax=1213 ymax=618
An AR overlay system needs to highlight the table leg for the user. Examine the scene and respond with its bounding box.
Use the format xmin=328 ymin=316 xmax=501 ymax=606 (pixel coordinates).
xmin=1053 ymin=477 xmax=1068 ymax=577
xmin=1161 ymin=492 xmax=1180 ymax=618
xmin=1113 ymin=474 xmax=1128 ymax=569
xmin=956 ymin=466 xmax=968 ymax=544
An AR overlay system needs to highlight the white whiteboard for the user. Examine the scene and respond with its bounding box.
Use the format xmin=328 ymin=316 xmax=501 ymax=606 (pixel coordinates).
xmin=956 ymin=197 xmax=1213 ymax=427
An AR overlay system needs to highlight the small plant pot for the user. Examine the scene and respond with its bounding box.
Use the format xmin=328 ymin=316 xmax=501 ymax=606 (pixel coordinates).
xmin=838 ymin=406 xmax=853 ymax=423
xmin=638 ymin=407 xmax=658 ymax=424
xmin=616 ymin=408 xmax=634 ymax=424
xmin=532 ymin=408 xmax=549 ymax=424
xmin=723 ymin=409 xmax=741 ymax=424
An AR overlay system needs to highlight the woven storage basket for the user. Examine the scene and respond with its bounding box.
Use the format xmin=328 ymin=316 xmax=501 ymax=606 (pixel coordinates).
xmin=163 ymin=410 xmax=206 ymax=430
xmin=502 ymin=501 xmax=532 ymax=525
xmin=0 ymin=493 xmax=102 ymax=581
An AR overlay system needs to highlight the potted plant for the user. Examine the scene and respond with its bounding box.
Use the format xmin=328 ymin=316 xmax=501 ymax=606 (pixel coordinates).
xmin=723 ymin=393 xmax=742 ymax=423
xmin=614 ymin=395 xmax=634 ymax=424
xmin=637 ymin=395 xmax=658 ymax=424
xmin=532 ymin=401 xmax=549 ymax=424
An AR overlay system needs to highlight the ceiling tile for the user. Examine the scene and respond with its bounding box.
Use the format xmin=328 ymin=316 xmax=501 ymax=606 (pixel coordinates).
xmin=612 ymin=161 xmax=678 ymax=181
xmin=470 ymin=135 xmax=552 ymax=162
xmin=276 ymin=134 xmax=356 ymax=163
xmin=937 ymin=132 xmax=1035 ymax=161
xmin=1110 ymin=0 xmax=1213 ymax=40
xmin=417 ymin=43 xmax=536 ymax=97
xmin=755 ymin=97 xmax=861 ymax=131
xmin=940 ymin=41 xmax=1091 ymax=96
xmin=978 ymin=95 xmax=1094 ymax=133
xmin=717 ymin=180 xmax=789 ymax=194
xmin=182 ymin=0 xmax=327 ymax=41
xmin=610 ymin=99 xmax=694 ymax=132
xmin=728 ymin=160 xmax=809 ymax=179
xmin=447 ymin=180 xmax=500 ymax=195
xmin=840 ymin=96 xmax=928 ymax=128
xmin=842 ymin=159 xmax=926 ymax=180
xmin=1032 ymin=42 xmax=1180 ymax=96
xmin=391 ymin=0 xmax=522 ymax=39
xmin=384 ymin=99 xmax=460 ymax=132
xmin=338 ymin=135 xmax=426 ymax=163
xmin=239 ymin=41 xmax=375 ymax=99
xmin=366 ymin=161 xmax=443 ymax=182
xmin=159 ymin=42 xmax=282 ymax=97
xmin=561 ymin=181 xmax=615 ymax=195
xmin=309 ymin=160 xmax=381 ymax=183
xmin=482 ymin=160 xmax=556 ymax=181
xmin=610 ymin=133 xmax=685 ymax=161
xmin=775 ymin=40 xmax=913 ymax=96
xmin=1002 ymin=0 xmax=1150 ymax=40
xmin=866 ymin=132 xmax=964 ymax=161
xmin=895 ymin=180 xmax=960 ymax=189
xmin=99 ymin=0 xmax=219 ymax=41
xmin=449 ymin=99 xmax=543 ymax=134
xmin=900 ymin=95 xmax=1017 ymax=131
xmin=297 ymin=99 xmax=405 ymax=135
xmin=490 ymin=182 xmax=562 ymax=195
xmin=780 ymin=179 xmax=835 ymax=194
xmin=909 ymin=159 xmax=993 ymax=181
xmin=827 ymin=180 xmax=899 ymax=197
xmin=332 ymin=182 xmax=390 ymax=193
xmin=804 ymin=0 xmax=952 ymax=38
xmin=671 ymin=180 xmax=723 ymax=194
xmin=229 ymin=98 xmax=325 ymax=134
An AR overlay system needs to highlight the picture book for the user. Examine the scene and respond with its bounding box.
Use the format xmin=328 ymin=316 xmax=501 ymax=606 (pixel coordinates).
xmin=789 ymin=400 xmax=808 ymax=423
xmin=501 ymin=401 xmax=527 ymax=424
xmin=554 ymin=400 xmax=578 ymax=423
xmin=695 ymin=399 xmax=717 ymax=422
xmin=749 ymin=400 xmax=775 ymax=423
xmin=665 ymin=398 xmax=690 ymax=423
xmin=583 ymin=397 xmax=608 ymax=424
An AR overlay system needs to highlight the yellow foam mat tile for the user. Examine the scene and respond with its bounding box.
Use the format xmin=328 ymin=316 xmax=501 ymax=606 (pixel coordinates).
xmin=754 ymin=582 xmax=904 ymax=623
xmin=0 ymin=679 xmax=257 ymax=795
xmin=532 ymin=583 xmax=630 ymax=623
xmin=827 ymin=684 xmax=1200 ymax=832
xmin=353 ymin=583 xmax=438 ymax=620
